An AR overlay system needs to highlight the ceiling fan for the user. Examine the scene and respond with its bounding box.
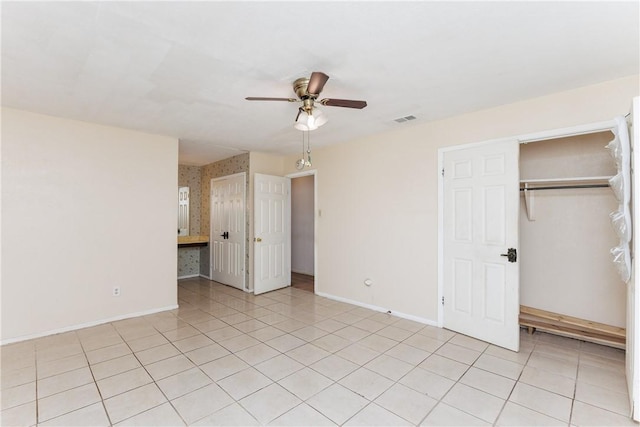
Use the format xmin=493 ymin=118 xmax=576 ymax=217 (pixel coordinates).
xmin=245 ymin=72 xmax=367 ymax=131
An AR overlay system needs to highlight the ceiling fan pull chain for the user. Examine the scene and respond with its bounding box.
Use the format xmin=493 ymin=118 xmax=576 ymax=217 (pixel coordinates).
xmin=306 ymin=130 xmax=312 ymax=167
xmin=296 ymin=130 xmax=307 ymax=170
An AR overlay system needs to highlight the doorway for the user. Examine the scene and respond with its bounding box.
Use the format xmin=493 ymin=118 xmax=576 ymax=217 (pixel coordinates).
xmin=290 ymin=172 xmax=316 ymax=293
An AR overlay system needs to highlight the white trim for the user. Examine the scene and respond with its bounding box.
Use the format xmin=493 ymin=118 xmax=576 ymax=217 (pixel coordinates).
xmin=286 ymin=169 xmax=317 ymax=179
xmin=212 ymin=171 xmax=247 ymax=182
xmin=438 ymin=121 xmax=617 ymax=155
xmin=518 ymin=119 xmax=616 ymax=144
xmin=199 ymin=274 xmax=211 ymax=280
xmin=177 ymin=273 xmax=200 ymax=280
xmin=315 ymin=291 xmax=438 ymax=327
xmin=629 ymin=97 xmax=639 ymax=421
xmin=437 ymin=151 xmax=445 ymax=328
xmin=0 ymin=305 xmax=179 ymax=346
xmin=439 ymin=137 xmax=515 ymax=154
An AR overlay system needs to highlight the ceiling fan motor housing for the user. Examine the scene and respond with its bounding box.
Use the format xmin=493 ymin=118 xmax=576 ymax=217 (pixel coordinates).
xmin=293 ymin=77 xmax=312 ymax=99
xmin=293 ymin=77 xmax=316 ymax=114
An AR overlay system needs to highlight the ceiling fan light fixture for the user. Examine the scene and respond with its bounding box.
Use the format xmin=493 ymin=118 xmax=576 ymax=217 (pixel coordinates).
xmin=313 ymin=108 xmax=328 ymax=127
xmin=294 ymin=108 xmax=327 ymax=131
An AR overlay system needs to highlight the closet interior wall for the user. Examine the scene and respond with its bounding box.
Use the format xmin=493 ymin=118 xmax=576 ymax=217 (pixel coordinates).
xmin=519 ymin=131 xmax=625 ymax=328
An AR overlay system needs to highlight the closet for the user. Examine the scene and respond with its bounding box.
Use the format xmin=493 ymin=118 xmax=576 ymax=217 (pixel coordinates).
xmin=440 ymin=101 xmax=639 ymax=421
xmin=518 ymin=125 xmax=629 ymax=348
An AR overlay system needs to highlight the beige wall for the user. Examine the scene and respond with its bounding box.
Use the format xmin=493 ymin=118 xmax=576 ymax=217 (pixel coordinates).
xmin=1 ymin=108 xmax=179 ymax=343
xmin=282 ymin=75 xmax=639 ymax=323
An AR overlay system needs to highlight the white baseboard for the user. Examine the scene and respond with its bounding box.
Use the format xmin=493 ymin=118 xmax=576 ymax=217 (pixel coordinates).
xmin=315 ymin=291 xmax=438 ymax=327
xmin=199 ymin=274 xmax=211 ymax=280
xmin=177 ymin=273 xmax=200 ymax=280
xmin=0 ymin=305 xmax=179 ymax=346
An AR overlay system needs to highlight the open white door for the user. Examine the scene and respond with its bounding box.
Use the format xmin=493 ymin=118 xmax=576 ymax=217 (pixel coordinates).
xmin=628 ymin=97 xmax=639 ymax=422
xmin=211 ymin=173 xmax=246 ymax=290
xmin=443 ymin=139 xmax=520 ymax=351
xmin=254 ymin=173 xmax=291 ymax=295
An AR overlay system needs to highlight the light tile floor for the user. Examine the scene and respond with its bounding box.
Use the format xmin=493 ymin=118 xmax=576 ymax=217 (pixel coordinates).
xmin=1 ymin=277 xmax=636 ymax=426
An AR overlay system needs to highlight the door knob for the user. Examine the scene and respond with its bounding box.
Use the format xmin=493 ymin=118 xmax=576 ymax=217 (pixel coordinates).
xmin=255 ymin=237 xmax=262 ymax=242
xmin=500 ymin=248 xmax=517 ymax=263
xmin=220 ymin=231 xmax=229 ymax=239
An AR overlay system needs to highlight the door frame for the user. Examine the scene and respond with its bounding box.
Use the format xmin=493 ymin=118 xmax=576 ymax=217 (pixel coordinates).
xmin=210 ymin=172 xmax=247 ymax=290
xmin=286 ymin=169 xmax=318 ymax=292
xmin=629 ymin=97 xmax=639 ymax=421
xmin=438 ymin=119 xmax=618 ymax=329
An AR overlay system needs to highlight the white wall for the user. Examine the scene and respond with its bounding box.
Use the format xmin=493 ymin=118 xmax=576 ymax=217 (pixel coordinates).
xmin=282 ymin=75 xmax=639 ymax=323
xmin=1 ymin=108 xmax=179 ymax=343
xmin=291 ymin=175 xmax=314 ymax=275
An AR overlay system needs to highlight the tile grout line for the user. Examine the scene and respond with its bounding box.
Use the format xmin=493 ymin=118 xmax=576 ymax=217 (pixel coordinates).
xmin=78 ymin=330 xmax=114 ymax=427
xmin=490 ymin=335 xmax=534 ymax=427
xmin=11 ymin=278 xmax=631 ymax=427
xmin=415 ymin=332 xmax=482 ymax=426
xmin=112 ymin=321 xmax=187 ymax=427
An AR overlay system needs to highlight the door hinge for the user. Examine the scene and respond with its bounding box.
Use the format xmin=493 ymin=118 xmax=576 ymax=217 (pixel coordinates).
xmin=441 ymin=296 xmax=444 ymax=305
xmin=441 ymin=168 xmax=444 ymax=177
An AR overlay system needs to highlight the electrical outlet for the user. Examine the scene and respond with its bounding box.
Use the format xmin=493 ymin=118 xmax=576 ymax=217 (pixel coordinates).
xmin=112 ymin=287 xmax=121 ymax=297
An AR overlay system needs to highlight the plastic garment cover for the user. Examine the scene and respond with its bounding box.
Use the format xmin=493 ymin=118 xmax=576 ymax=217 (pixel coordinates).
xmin=608 ymin=172 xmax=630 ymax=204
xmin=610 ymin=204 xmax=632 ymax=243
xmin=610 ymin=243 xmax=631 ymax=283
xmin=608 ymin=116 xmax=632 ymax=283
xmin=606 ymin=117 xmax=631 ymax=204
xmin=606 ymin=116 xmax=631 ymax=171
xmin=606 ymin=134 xmax=623 ymax=170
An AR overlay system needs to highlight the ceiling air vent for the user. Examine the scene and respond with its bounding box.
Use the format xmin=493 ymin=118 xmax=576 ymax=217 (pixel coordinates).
xmin=394 ymin=115 xmax=417 ymax=123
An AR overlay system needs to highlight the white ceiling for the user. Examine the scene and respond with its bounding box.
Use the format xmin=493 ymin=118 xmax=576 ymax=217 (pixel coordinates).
xmin=2 ymin=1 xmax=638 ymax=166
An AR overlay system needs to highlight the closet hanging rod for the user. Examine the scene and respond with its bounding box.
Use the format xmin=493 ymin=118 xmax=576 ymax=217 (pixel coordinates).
xmin=520 ymin=184 xmax=609 ymax=191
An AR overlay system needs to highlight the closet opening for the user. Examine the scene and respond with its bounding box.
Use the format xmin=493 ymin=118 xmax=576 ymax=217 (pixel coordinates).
xmin=518 ymin=130 xmax=626 ymax=348
xmin=290 ymin=173 xmax=315 ymax=293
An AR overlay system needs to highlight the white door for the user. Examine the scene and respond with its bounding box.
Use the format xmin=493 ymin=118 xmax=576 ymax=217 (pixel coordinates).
xmin=628 ymin=97 xmax=639 ymax=421
xmin=178 ymin=187 xmax=189 ymax=236
xmin=254 ymin=173 xmax=291 ymax=295
xmin=211 ymin=173 xmax=246 ymax=290
xmin=443 ymin=139 xmax=520 ymax=351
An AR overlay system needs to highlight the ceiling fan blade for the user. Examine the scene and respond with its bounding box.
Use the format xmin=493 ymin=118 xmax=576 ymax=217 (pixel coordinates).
xmin=320 ymin=98 xmax=367 ymax=109
xmin=306 ymin=72 xmax=329 ymax=95
xmin=245 ymin=97 xmax=297 ymax=102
